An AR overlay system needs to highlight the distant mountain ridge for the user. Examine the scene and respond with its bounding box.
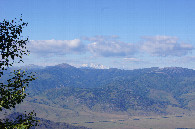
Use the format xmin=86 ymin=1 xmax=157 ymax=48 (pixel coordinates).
xmin=3 ymin=63 xmax=195 ymax=128
xmin=3 ymin=63 xmax=195 ymax=114
xmin=13 ymin=63 xmax=193 ymax=115
xmin=28 ymin=63 xmax=195 ymax=90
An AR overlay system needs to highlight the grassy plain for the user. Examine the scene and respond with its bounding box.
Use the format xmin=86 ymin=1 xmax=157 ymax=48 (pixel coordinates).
xmin=12 ymin=99 xmax=195 ymax=129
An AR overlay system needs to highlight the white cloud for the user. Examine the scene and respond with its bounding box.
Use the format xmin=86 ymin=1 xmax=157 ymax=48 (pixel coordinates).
xmin=28 ymin=39 xmax=86 ymax=56
xmin=140 ymin=36 xmax=193 ymax=56
xmin=87 ymin=36 xmax=137 ymax=57
xmin=27 ymin=35 xmax=194 ymax=59
xmin=123 ymin=58 xmax=142 ymax=62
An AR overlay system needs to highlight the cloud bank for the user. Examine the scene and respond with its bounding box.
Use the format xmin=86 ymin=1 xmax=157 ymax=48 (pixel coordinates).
xmin=140 ymin=36 xmax=193 ymax=56
xmin=28 ymin=35 xmax=193 ymax=58
xmin=87 ymin=36 xmax=137 ymax=57
xmin=28 ymin=39 xmax=85 ymax=56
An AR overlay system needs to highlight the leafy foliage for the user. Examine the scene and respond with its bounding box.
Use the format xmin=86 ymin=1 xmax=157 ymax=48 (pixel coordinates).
xmin=0 ymin=70 xmax=35 ymax=111
xmin=0 ymin=16 xmax=37 ymax=128
xmin=0 ymin=112 xmax=38 ymax=129
xmin=0 ymin=15 xmax=29 ymax=73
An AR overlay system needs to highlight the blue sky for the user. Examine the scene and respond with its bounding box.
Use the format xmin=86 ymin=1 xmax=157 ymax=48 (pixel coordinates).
xmin=1 ymin=0 xmax=195 ymax=69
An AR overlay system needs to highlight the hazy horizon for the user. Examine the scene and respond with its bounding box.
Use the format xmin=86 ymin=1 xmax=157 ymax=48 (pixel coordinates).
xmin=14 ymin=62 xmax=195 ymax=71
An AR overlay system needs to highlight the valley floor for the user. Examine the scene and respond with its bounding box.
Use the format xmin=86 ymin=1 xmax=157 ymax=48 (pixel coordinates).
xmin=61 ymin=112 xmax=195 ymax=129
xmin=11 ymin=101 xmax=195 ymax=129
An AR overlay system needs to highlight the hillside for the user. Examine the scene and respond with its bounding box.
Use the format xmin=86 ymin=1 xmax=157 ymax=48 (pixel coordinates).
xmin=2 ymin=64 xmax=195 ymax=128
xmin=3 ymin=112 xmax=90 ymax=129
xmin=6 ymin=64 xmax=195 ymax=112
xmin=24 ymin=64 xmax=195 ymax=112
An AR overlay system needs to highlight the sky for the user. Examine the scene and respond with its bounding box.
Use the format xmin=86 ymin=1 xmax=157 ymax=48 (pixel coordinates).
xmin=1 ymin=0 xmax=195 ymax=69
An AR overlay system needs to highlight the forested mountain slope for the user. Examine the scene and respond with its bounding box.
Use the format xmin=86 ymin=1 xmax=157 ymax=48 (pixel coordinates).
xmin=3 ymin=64 xmax=195 ymax=128
xmin=2 ymin=64 xmax=195 ymax=115
xmin=16 ymin=64 xmax=194 ymax=114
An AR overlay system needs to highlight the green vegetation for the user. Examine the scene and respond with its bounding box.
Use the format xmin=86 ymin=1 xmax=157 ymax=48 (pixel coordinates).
xmin=0 ymin=16 xmax=37 ymax=128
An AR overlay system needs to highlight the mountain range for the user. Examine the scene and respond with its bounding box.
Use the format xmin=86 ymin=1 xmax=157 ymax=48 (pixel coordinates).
xmin=2 ymin=63 xmax=195 ymax=128
xmin=21 ymin=64 xmax=195 ymax=113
